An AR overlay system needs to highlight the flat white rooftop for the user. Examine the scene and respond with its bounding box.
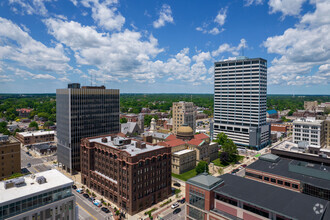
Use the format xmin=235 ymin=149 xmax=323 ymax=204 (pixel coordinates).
xmin=293 ymin=118 xmax=323 ymax=125
xmin=89 ymin=136 xmax=165 ymax=156
xmin=18 ymin=130 xmax=55 ymax=137
xmin=0 ymin=169 xmax=73 ymax=205
xmin=174 ymin=149 xmax=194 ymax=156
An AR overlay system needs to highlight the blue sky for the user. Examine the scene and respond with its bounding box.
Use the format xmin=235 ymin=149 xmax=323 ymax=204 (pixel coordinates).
xmin=0 ymin=0 xmax=329 ymax=94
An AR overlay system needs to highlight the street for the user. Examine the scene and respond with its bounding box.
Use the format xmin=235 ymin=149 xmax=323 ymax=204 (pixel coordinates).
xmin=20 ymin=149 xmax=53 ymax=173
xmin=161 ymin=204 xmax=185 ymax=220
xmin=74 ymin=190 xmax=113 ymax=220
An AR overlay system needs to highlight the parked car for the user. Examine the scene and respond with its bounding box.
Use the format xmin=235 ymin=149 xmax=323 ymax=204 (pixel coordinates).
xmin=83 ymin=193 xmax=89 ymax=199
xmin=171 ymin=202 xmax=179 ymax=209
xmin=173 ymin=208 xmax=181 ymax=214
xmin=27 ymin=163 xmax=31 ymax=168
xmin=180 ymin=198 xmax=185 ymax=204
xmin=93 ymin=200 xmax=102 ymax=207
xmin=76 ymin=188 xmax=84 ymax=194
xmin=72 ymin=185 xmax=77 ymax=190
xmin=241 ymin=164 xmax=247 ymax=168
xmin=101 ymin=207 xmax=110 ymax=213
xmin=88 ymin=197 xmax=95 ymax=203
xmin=173 ymin=182 xmax=181 ymax=187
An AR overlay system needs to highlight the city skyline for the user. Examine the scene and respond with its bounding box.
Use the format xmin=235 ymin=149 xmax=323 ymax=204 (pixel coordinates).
xmin=0 ymin=0 xmax=329 ymax=94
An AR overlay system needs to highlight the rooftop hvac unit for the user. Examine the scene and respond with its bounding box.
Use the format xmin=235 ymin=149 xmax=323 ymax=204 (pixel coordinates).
xmin=13 ymin=177 xmax=25 ymax=186
xmin=4 ymin=180 xmax=14 ymax=189
xmin=36 ymin=176 xmax=47 ymax=184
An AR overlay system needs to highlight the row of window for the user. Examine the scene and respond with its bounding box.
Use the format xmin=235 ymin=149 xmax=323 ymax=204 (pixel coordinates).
xmin=246 ymin=172 xmax=299 ymax=189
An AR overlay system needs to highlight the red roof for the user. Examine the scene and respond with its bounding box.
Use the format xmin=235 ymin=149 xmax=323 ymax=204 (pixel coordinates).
xmin=187 ymin=139 xmax=204 ymax=146
xmin=16 ymin=108 xmax=32 ymax=113
xmin=194 ymin=133 xmax=209 ymax=140
xmin=159 ymin=139 xmax=185 ymax=147
xmin=166 ymin=134 xmax=177 ymax=141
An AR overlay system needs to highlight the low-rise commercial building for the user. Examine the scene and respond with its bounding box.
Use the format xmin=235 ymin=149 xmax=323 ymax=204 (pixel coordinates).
xmin=16 ymin=130 xmax=55 ymax=145
xmin=246 ymin=154 xmax=330 ymax=201
xmin=266 ymin=109 xmax=278 ymax=119
xmin=0 ymin=135 xmax=21 ymax=180
xmin=270 ymin=123 xmax=287 ymax=133
xmin=185 ymin=173 xmax=330 ymax=220
xmin=0 ymin=169 xmax=76 ymax=220
xmin=271 ymin=141 xmax=330 ymax=166
xmin=80 ymin=134 xmax=171 ymax=215
xmin=293 ymin=118 xmax=325 ymax=147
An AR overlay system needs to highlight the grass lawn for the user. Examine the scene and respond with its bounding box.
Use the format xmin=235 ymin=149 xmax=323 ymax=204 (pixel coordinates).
xmin=212 ymin=155 xmax=245 ymax=167
xmin=254 ymin=154 xmax=261 ymax=157
xmin=171 ymin=169 xmax=197 ymax=181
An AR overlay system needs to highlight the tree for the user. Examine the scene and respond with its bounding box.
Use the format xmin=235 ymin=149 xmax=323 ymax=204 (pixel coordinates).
xmin=218 ymin=167 xmax=224 ymax=175
xmin=29 ymin=121 xmax=39 ymax=130
xmin=120 ymin=118 xmax=127 ymax=124
xmin=222 ymin=139 xmax=237 ymax=156
xmin=219 ymin=152 xmax=229 ymax=163
xmin=44 ymin=121 xmax=54 ymax=128
xmin=214 ymin=132 xmax=228 ymax=146
xmin=144 ymin=114 xmax=158 ymax=126
xmin=288 ymin=110 xmax=295 ymax=116
xmin=195 ymin=161 xmax=209 ymax=174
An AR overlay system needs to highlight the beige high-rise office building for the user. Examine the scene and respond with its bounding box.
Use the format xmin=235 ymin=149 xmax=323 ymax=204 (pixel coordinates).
xmin=172 ymin=101 xmax=195 ymax=134
xmin=325 ymin=118 xmax=330 ymax=148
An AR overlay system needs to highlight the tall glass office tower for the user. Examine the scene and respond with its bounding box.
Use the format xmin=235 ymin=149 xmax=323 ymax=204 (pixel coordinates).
xmin=213 ymin=57 xmax=270 ymax=150
xmin=56 ymin=83 xmax=120 ymax=173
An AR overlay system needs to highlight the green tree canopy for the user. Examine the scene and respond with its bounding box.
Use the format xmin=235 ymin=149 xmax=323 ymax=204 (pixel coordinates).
xmin=221 ymin=139 xmax=237 ymax=156
xmin=29 ymin=121 xmax=39 ymax=130
xmin=195 ymin=161 xmax=209 ymax=175
xmin=214 ymin=132 xmax=228 ymax=146
xmin=120 ymin=118 xmax=128 ymax=124
xmin=144 ymin=115 xmax=158 ymax=126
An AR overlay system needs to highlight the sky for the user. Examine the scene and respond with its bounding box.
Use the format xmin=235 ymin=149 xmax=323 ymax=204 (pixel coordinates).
xmin=0 ymin=0 xmax=329 ymax=94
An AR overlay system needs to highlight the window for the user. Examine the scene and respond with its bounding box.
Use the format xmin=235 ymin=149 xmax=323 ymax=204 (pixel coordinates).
xmin=277 ymin=180 xmax=283 ymax=185
xmin=264 ymin=176 xmax=269 ymax=181
xmin=292 ymin=184 xmax=298 ymax=189
xmin=285 ymin=182 xmax=291 ymax=187
xmin=246 ymin=172 xmax=262 ymax=180
xmin=271 ymin=178 xmax=276 ymax=183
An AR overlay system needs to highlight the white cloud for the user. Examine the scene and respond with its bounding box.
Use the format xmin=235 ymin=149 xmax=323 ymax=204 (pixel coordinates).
xmin=153 ymin=4 xmax=174 ymax=28
xmin=81 ymin=0 xmax=125 ymax=31
xmin=0 ymin=17 xmax=71 ymax=74
xmin=268 ymin=0 xmax=307 ymax=17
xmin=244 ymin=0 xmax=264 ymax=6
xmin=208 ymin=27 xmax=220 ymax=35
xmin=9 ymin=67 xmax=56 ymax=80
xmin=9 ymin=0 xmax=51 ymax=16
xmin=214 ymin=8 xmax=227 ymax=26
xmin=212 ymin=39 xmax=247 ymax=57
xmin=264 ymin=0 xmax=330 ymax=86
xmin=70 ymin=0 xmax=78 ymax=6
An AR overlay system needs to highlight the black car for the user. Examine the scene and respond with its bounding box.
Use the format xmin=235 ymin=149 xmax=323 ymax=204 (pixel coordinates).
xmin=173 ymin=208 xmax=181 ymax=214
xmin=101 ymin=207 xmax=110 ymax=213
xmin=83 ymin=193 xmax=89 ymax=199
xmin=173 ymin=182 xmax=181 ymax=187
xmin=88 ymin=197 xmax=95 ymax=202
xmin=180 ymin=198 xmax=185 ymax=204
xmin=72 ymin=185 xmax=77 ymax=190
xmin=27 ymin=163 xmax=31 ymax=168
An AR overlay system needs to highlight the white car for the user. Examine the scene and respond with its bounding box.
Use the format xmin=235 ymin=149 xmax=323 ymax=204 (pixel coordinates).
xmin=171 ymin=202 xmax=179 ymax=209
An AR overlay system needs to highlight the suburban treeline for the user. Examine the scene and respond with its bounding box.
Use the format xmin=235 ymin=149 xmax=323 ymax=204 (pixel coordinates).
xmin=0 ymin=94 xmax=329 ymax=121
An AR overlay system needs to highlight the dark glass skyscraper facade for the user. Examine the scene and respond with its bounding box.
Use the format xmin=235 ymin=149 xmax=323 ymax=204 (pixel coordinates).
xmin=56 ymin=83 xmax=120 ymax=172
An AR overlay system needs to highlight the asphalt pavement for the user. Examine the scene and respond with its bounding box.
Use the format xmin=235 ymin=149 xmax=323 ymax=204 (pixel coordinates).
xmin=73 ymin=190 xmax=113 ymax=220
xmin=161 ymin=203 xmax=185 ymax=220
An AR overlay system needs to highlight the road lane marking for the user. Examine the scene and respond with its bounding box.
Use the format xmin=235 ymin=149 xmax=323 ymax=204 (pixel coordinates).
xmin=76 ymin=202 xmax=98 ymax=220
